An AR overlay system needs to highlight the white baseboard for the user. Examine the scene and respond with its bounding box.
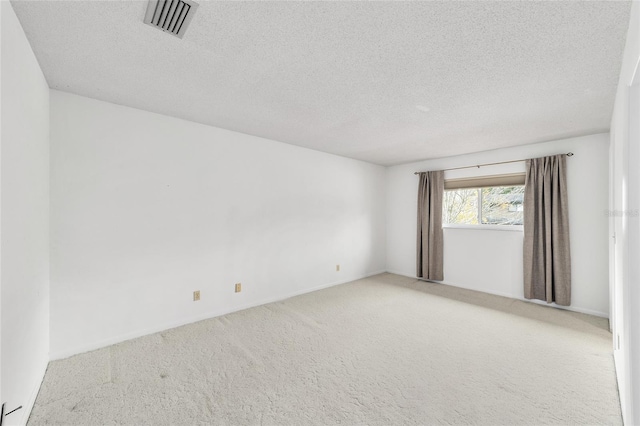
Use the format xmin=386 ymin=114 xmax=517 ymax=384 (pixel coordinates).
xmin=51 ymin=268 xmax=605 ymax=361
xmin=17 ymin=358 xmax=48 ymax=426
xmin=384 ymin=269 xmax=416 ymax=279
xmin=384 ymin=269 xmax=609 ymax=318
xmin=50 ymin=270 xmax=387 ymax=361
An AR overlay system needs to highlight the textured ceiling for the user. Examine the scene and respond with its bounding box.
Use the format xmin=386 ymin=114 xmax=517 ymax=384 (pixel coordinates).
xmin=11 ymin=0 xmax=631 ymax=166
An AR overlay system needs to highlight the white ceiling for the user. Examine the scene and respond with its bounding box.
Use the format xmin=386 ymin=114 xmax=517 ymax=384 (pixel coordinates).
xmin=11 ymin=0 xmax=631 ymax=166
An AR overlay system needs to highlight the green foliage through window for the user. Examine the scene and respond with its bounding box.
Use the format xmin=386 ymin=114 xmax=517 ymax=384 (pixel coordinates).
xmin=443 ymin=186 xmax=524 ymax=226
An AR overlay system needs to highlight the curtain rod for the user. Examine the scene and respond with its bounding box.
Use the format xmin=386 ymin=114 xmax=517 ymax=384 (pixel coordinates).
xmin=413 ymin=152 xmax=574 ymax=174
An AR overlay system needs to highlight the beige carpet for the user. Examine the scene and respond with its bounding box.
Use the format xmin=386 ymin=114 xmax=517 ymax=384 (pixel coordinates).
xmin=29 ymin=273 xmax=621 ymax=425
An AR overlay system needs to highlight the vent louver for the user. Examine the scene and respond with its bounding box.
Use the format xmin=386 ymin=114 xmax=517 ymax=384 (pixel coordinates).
xmin=144 ymin=0 xmax=199 ymax=39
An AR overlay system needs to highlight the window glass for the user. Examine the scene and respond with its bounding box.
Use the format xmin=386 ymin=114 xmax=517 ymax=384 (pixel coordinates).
xmin=443 ymin=186 xmax=524 ymax=226
xmin=480 ymin=186 xmax=524 ymax=225
xmin=443 ymin=188 xmax=479 ymax=225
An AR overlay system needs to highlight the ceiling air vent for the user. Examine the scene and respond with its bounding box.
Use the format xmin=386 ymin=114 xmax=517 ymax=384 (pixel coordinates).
xmin=144 ymin=0 xmax=199 ymax=39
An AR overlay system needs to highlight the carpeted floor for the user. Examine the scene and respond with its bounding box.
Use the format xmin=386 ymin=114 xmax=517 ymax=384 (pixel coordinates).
xmin=29 ymin=273 xmax=621 ymax=425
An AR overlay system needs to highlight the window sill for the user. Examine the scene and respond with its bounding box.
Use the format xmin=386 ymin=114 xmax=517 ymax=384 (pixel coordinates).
xmin=443 ymin=224 xmax=524 ymax=232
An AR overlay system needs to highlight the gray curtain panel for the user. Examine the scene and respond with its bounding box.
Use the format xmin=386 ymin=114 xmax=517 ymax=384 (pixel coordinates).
xmin=416 ymin=171 xmax=444 ymax=281
xmin=523 ymin=154 xmax=571 ymax=306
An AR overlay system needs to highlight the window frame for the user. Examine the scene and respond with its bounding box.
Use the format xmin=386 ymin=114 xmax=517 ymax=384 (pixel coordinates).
xmin=442 ymin=223 xmax=524 ymax=232
xmin=442 ymin=180 xmax=525 ymax=229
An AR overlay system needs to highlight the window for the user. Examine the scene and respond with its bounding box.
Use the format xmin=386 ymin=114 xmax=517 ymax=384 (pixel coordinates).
xmin=443 ymin=173 xmax=525 ymax=226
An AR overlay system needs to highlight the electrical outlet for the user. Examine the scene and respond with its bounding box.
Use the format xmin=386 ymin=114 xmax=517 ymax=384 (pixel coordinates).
xmin=336 ymin=264 xmax=340 ymax=272
xmin=235 ymin=283 xmax=242 ymax=293
xmin=193 ymin=290 xmax=200 ymax=301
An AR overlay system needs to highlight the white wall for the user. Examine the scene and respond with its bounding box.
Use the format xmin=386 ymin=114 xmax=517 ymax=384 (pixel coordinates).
xmin=49 ymin=90 xmax=386 ymax=359
xmin=387 ymin=133 xmax=610 ymax=317
xmin=610 ymin=1 xmax=640 ymax=424
xmin=1 ymin=2 xmax=50 ymax=425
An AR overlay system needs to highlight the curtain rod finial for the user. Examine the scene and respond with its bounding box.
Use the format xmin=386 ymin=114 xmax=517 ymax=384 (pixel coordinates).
xmin=567 ymin=152 xmax=574 ymax=157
